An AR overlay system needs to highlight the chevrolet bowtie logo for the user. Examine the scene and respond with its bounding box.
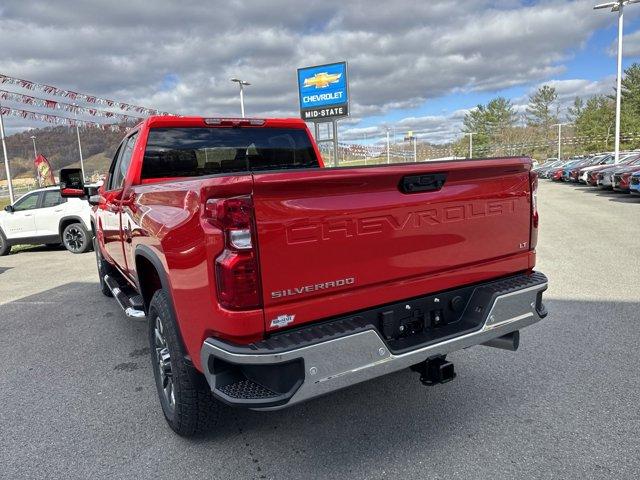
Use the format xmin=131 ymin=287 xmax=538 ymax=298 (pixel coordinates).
xmin=303 ymin=72 xmax=342 ymax=89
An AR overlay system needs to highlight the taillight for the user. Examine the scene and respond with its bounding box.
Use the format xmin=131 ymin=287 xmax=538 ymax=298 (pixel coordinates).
xmin=530 ymin=171 xmax=539 ymax=250
xmin=206 ymin=196 xmax=262 ymax=310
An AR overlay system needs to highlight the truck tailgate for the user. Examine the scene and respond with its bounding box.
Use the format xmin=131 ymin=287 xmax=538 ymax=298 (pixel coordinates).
xmin=252 ymin=158 xmax=533 ymax=331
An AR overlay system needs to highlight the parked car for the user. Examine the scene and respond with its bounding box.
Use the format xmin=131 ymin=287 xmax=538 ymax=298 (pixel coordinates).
xmin=612 ymin=164 xmax=640 ymax=192
xmin=552 ymin=159 xmax=581 ymax=181
xmin=597 ymin=155 xmax=640 ymax=189
xmin=566 ymin=158 xmax=594 ymax=182
xmin=0 ymin=186 xmax=93 ymax=256
xmin=586 ymin=154 xmax=636 ymax=186
xmin=587 ymin=162 xmax=617 ymax=185
xmin=535 ymin=159 xmax=563 ymax=178
xmin=630 ymin=171 xmax=640 ymax=195
xmin=561 ymin=157 xmax=588 ymax=182
xmin=551 ymin=167 xmax=565 ymax=181
xmin=577 ymin=154 xmax=613 ymax=183
xmin=59 ymin=115 xmax=548 ymax=437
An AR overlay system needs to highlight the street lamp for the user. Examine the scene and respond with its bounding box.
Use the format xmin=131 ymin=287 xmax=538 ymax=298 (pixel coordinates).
xmin=230 ymin=78 xmax=250 ymax=118
xmin=30 ymin=135 xmax=37 ymax=158
xmin=594 ymin=0 xmax=640 ymax=163
xmin=0 ymin=104 xmax=14 ymax=203
xmin=551 ymin=123 xmax=568 ymax=161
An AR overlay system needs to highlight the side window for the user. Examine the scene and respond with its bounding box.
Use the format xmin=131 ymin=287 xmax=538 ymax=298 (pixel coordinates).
xmin=13 ymin=192 xmax=40 ymax=211
xmin=109 ymin=133 xmax=138 ymax=190
xmin=106 ymin=143 xmax=124 ymax=191
xmin=42 ymin=190 xmax=66 ymax=208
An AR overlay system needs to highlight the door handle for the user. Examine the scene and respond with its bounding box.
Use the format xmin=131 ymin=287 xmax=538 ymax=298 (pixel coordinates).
xmin=400 ymin=173 xmax=448 ymax=193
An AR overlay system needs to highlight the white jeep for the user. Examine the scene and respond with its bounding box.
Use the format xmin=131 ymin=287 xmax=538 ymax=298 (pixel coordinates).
xmin=0 ymin=186 xmax=93 ymax=256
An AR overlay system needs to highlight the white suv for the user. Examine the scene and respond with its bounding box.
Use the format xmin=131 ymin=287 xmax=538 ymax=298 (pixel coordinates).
xmin=0 ymin=186 xmax=92 ymax=256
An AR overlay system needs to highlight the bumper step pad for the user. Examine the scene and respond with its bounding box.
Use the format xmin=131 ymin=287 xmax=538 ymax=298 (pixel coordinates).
xmin=218 ymin=379 xmax=278 ymax=400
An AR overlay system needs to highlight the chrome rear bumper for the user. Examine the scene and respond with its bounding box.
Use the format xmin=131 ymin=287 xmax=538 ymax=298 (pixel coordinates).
xmin=201 ymin=273 xmax=548 ymax=410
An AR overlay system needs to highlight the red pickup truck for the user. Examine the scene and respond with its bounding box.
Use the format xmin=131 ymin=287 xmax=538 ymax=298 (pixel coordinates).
xmin=60 ymin=115 xmax=548 ymax=437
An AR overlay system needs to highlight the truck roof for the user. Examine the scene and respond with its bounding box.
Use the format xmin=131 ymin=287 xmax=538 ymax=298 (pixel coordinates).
xmin=137 ymin=115 xmax=308 ymax=130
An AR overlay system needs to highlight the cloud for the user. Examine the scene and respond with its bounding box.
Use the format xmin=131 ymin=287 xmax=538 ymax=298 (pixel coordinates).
xmin=341 ymin=109 xmax=470 ymax=145
xmin=346 ymin=77 xmax=615 ymax=145
xmin=0 ymin=0 xmax=610 ymax=127
xmin=619 ymin=29 xmax=640 ymax=57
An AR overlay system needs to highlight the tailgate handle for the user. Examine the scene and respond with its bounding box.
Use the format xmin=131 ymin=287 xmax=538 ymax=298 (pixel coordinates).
xmin=400 ymin=173 xmax=447 ymax=193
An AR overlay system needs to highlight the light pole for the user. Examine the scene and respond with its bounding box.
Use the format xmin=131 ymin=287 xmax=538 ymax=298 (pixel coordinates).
xmin=386 ymin=129 xmax=390 ymax=164
xmin=0 ymin=105 xmax=14 ymax=203
xmin=594 ymin=0 xmax=640 ymax=163
xmin=466 ymin=132 xmax=476 ymax=159
xmin=230 ymin=78 xmax=250 ymax=118
xmin=30 ymin=135 xmax=37 ymax=158
xmin=551 ymin=123 xmax=568 ymax=161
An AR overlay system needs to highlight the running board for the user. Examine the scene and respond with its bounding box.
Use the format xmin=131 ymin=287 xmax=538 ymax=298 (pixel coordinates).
xmin=103 ymin=274 xmax=146 ymax=319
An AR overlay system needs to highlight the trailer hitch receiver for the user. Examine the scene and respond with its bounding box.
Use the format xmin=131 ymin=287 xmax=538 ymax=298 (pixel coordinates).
xmin=412 ymin=356 xmax=457 ymax=386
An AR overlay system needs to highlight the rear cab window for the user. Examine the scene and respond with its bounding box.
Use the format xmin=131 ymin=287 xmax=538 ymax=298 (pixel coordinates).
xmin=141 ymin=127 xmax=319 ymax=179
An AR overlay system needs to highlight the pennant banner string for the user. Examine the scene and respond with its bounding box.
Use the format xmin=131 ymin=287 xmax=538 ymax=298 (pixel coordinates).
xmin=0 ymin=89 xmax=143 ymax=122
xmin=0 ymin=73 xmax=172 ymax=116
xmin=0 ymin=105 xmax=128 ymax=132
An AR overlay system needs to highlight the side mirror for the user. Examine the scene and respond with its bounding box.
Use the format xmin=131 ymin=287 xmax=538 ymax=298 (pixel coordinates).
xmin=60 ymin=168 xmax=85 ymax=198
xmin=4 ymin=205 xmax=14 ymax=213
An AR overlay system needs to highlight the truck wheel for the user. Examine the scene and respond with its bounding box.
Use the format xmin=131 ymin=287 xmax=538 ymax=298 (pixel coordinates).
xmin=0 ymin=229 xmax=10 ymax=256
xmin=148 ymin=289 xmax=221 ymax=436
xmin=62 ymin=222 xmax=91 ymax=254
xmin=94 ymin=237 xmax=113 ymax=297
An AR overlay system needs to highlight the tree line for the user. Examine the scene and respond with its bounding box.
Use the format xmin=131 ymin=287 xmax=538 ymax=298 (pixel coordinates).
xmin=453 ymin=63 xmax=640 ymax=160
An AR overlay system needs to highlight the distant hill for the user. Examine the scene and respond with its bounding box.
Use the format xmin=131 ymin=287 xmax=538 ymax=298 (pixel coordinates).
xmin=1 ymin=125 xmax=124 ymax=181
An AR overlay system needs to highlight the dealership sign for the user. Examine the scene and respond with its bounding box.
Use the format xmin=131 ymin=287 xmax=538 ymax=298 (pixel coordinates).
xmin=297 ymin=62 xmax=349 ymax=121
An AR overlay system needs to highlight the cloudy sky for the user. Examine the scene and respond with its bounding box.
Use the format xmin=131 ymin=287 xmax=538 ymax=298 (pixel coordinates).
xmin=1 ymin=0 xmax=639 ymax=143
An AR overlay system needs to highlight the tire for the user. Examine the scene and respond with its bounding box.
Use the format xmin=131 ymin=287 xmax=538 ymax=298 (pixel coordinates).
xmin=0 ymin=229 xmax=10 ymax=256
xmin=94 ymin=237 xmax=114 ymax=297
xmin=62 ymin=222 xmax=91 ymax=254
xmin=148 ymin=289 xmax=221 ymax=436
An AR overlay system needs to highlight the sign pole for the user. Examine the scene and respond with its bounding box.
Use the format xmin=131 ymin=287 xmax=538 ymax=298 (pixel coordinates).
xmin=0 ymin=105 xmax=15 ymax=204
xmin=332 ymin=120 xmax=339 ymax=167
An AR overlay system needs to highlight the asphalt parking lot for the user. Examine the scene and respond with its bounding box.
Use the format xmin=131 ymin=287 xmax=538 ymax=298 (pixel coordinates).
xmin=1 ymin=181 xmax=639 ymax=480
